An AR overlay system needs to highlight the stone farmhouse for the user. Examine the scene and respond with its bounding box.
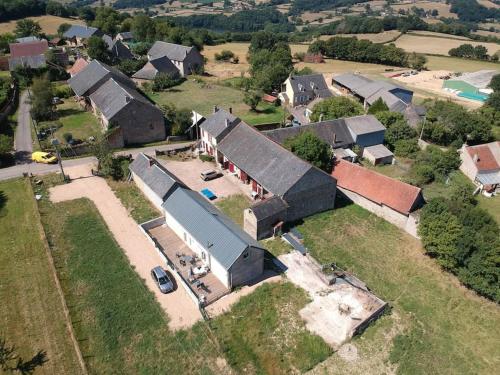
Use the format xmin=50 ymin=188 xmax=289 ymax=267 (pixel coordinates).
xmin=200 ymin=108 xmax=337 ymax=240
xmin=459 ymin=141 xmax=500 ymax=194
xmin=331 ymin=159 xmax=424 ymax=236
xmin=280 ymin=73 xmax=332 ymax=107
xmin=130 ymin=153 xmax=265 ymax=306
xmin=132 ymin=56 xmax=179 ymax=82
xmin=147 ymin=41 xmax=204 ymax=77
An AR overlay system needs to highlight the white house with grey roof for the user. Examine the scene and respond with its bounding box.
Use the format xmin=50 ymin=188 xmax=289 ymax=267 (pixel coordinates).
xmin=147 ymin=41 xmax=204 ymax=77
xmin=89 ymin=78 xmax=165 ymax=146
xmin=280 ymin=73 xmax=332 ymax=107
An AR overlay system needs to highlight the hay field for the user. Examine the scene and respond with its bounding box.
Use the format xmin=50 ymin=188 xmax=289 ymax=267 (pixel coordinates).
xmin=319 ymin=30 xmax=401 ymax=43
xmin=392 ymin=0 xmax=456 ymax=18
xmin=426 ymin=55 xmax=500 ymax=71
xmin=407 ymin=30 xmax=472 ymax=40
xmin=0 ymin=15 xmax=84 ymax=34
xmin=392 ymin=34 xmax=500 ymax=56
xmin=478 ymin=0 xmax=500 ymax=8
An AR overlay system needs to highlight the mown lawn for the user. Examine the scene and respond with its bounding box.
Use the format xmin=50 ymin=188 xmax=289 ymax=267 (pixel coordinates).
xmin=0 ymin=178 xmax=83 ymax=374
xmin=297 ymin=199 xmax=500 ymax=374
xmin=35 ymin=177 xmax=331 ymax=374
xmin=107 ymin=179 xmax=160 ymax=223
xmin=147 ymin=79 xmax=283 ymax=125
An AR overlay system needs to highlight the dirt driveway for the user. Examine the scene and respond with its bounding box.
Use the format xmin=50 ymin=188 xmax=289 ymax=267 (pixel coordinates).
xmin=159 ymin=158 xmax=246 ymax=200
xmin=49 ymin=164 xmax=202 ymax=330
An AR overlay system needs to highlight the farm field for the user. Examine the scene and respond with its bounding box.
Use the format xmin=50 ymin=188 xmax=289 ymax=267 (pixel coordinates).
xmin=478 ymin=0 xmax=500 ymax=8
xmin=0 ymin=178 xmax=83 ymax=375
xmin=297 ymin=199 xmax=500 ymax=374
xmin=148 ymin=79 xmax=284 ymax=125
xmin=406 ymin=30 xmax=472 ymax=40
xmin=392 ymin=34 xmax=500 ymax=56
xmin=425 ymin=55 xmax=500 ymax=71
xmin=0 ymin=15 xmax=84 ymax=34
xmin=35 ymin=178 xmax=331 ymax=374
xmin=391 ymin=0 xmax=456 ymax=18
xmin=319 ymin=30 xmax=401 ymax=43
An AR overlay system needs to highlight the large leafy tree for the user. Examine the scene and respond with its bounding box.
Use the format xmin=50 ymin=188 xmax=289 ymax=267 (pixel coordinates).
xmin=284 ymin=131 xmax=333 ymax=172
xmin=30 ymin=76 xmax=54 ymax=121
xmin=14 ymin=19 xmax=41 ymax=37
xmin=87 ymin=36 xmax=111 ymax=63
xmin=310 ymin=96 xmax=363 ymax=122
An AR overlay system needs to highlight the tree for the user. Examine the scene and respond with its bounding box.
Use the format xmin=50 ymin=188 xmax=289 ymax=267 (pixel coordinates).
xmin=161 ymin=103 xmax=192 ymax=136
xmin=284 ymin=131 xmax=333 ymax=172
xmin=91 ymin=6 xmax=124 ymax=36
xmin=214 ymin=50 xmax=235 ymax=62
xmin=486 ymin=91 xmax=500 ymax=111
xmin=367 ymin=98 xmax=389 ymax=114
xmin=243 ymin=91 xmax=260 ymax=111
xmin=57 ymin=23 xmax=71 ymax=37
xmin=407 ymin=52 xmax=427 ymax=70
xmin=30 ymin=76 xmax=54 ymax=122
xmin=152 ymin=73 xmax=182 ymax=91
xmin=385 ymin=121 xmax=417 ymax=149
xmin=488 ymin=74 xmax=500 ymax=92
xmin=14 ymin=19 xmax=41 ymax=37
xmin=118 ymin=58 xmax=146 ymax=77
xmin=310 ymin=96 xmax=364 ymax=122
xmin=0 ymin=134 xmax=12 ymax=155
xmin=0 ymin=33 xmax=15 ymax=54
xmin=87 ymin=36 xmax=111 ymax=63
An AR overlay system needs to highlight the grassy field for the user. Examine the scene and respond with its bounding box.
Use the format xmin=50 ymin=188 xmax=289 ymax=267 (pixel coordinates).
xmin=425 ymin=55 xmax=500 ymax=71
xmin=392 ymin=1 xmax=456 ymax=18
xmin=296 ymin=199 xmax=500 ymax=374
xmin=148 ymin=79 xmax=284 ymax=125
xmin=107 ymin=179 xmax=160 ymax=223
xmin=393 ymin=34 xmax=500 ymax=56
xmin=0 ymin=15 xmax=84 ymax=34
xmin=320 ymin=30 xmax=401 ymax=43
xmin=0 ymin=178 xmax=83 ymax=374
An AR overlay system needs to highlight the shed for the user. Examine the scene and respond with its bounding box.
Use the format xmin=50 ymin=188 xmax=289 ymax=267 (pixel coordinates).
xmin=362 ymin=144 xmax=394 ymax=165
xmin=244 ymin=196 xmax=288 ymax=240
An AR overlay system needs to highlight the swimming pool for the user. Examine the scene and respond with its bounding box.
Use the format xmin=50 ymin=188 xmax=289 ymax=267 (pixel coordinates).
xmin=457 ymin=92 xmax=489 ymax=103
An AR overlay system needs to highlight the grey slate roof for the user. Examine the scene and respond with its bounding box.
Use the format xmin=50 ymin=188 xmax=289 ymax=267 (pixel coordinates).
xmin=102 ymin=34 xmax=113 ymax=48
xmin=129 ymin=153 xmax=182 ymax=200
xmin=344 ymin=115 xmax=386 ymax=136
xmin=199 ymin=109 xmax=240 ymax=140
xmin=451 ymin=70 xmax=499 ymax=89
xmin=63 ymin=24 xmax=101 ymax=39
xmin=162 ymin=187 xmax=263 ymax=270
xmin=102 ymin=35 xmax=133 ymax=59
xmin=89 ymin=78 xmax=156 ymax=121
xmin=148 ymin=41 xmax=196 ymax=61
xmin=333 ymin=73 xmax=372 ymax=91
xmin=132 ymin=56 xmax=178 ymax=80
xmin=8 ymin=55 xmax=46 ymax=70
xmin=250 ymin=196 xmax=288 ymax=220
xmin=288 ymin=74 xmax=332 ymax=98
xmin=363 ymin=144 xmax=394 ymax=159
xmin=264 ymin=117 xmax=354 ymax=149
xmin=68 ymin=59 xmax=134 ymax=96
xmin=217 ymin=122 xmax=334 ymax=197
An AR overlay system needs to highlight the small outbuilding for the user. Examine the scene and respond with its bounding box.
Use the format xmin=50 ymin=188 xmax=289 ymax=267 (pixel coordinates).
xmin=362 ymin=144 xmax=394 ymax=165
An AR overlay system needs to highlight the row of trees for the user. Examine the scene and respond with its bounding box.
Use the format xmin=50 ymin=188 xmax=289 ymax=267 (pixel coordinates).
xmin=308 ymin=36 xmax=427 ymax=69
xmin=449 ymin=44 xmax=497 ymax=61
xmin=419 ymin=184 xmax=500 ymax=302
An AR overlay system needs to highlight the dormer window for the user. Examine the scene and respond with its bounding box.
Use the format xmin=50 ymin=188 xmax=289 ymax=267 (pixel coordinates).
xmin=310 ymin=82 xmax=316 ymax=90
xmin=298 ymin=83 xmax=304 ymax=92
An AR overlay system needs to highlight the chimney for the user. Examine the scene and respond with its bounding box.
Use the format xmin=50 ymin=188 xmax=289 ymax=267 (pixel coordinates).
xmin=229 ymin=107 xmax=232 ymax=114
xmin=333 ymin=133 xmax=337 ymax=144
xmin=125 ymin=96 xmax=131 ymax=103
xmin=225 ymin=118 xmax=230 ymax=127
xmin=213 ymin=105 xmax=218 ymax=114
xmin=148 ymin=158 xmax=154 ymax=167
xmin=473 ymin=153 xmax=479 ymax=163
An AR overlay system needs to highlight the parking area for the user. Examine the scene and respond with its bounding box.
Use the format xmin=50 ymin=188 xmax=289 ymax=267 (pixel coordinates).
xmin=158 ymin=158 xmax=247 ymax=200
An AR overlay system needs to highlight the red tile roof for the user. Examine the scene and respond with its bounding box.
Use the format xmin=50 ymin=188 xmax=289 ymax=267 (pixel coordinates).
xmin=67 ymin=57 xmax=89 ymax=76
xmin=9 ymin=40 xmax=48 ymax=58
xmin=331 ymin=160 xmax=423 ymax=215
xmin=262 ymin=94 xmax=278 ymax=103
xmin=466 ymin=141 xmax=500 ymax=172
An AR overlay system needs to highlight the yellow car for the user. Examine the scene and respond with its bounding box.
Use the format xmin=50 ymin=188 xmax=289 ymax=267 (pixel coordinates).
xmin=31 ymin=151 xmax=57 ymax=164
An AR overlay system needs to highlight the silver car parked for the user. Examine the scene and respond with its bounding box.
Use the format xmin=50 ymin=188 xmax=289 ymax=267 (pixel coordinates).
xmin=151 ymin=266 xmax=174 ymax=293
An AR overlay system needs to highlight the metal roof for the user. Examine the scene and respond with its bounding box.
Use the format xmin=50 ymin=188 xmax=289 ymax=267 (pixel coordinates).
xmin=8 ymin=55 xmax=46 ymax=70
xmin=264 ymin=117 xmax=354 ymax=149
xmin=89 ymin=78 xmax=156 ymax=121
xmin=132 ymin=56 xmax=178 ymax=80
xmin=344 ymin=115 xmax=386 ymax=136
xmin=199 ymin=109 xmax=240 ymax=140
xmin=217 ymin=122 xmax=335 ymax=198
xmin=162 ymin=187 xmax=263 ymax=270
xmin=148 ymin=41 xmax=196 ymax=61
xmin=129 ymin=153 xmax=182 ymax=200
xmin=476 ymin=171 xmax=500 ymax=185
xmin=450 ymin=70 xmax=499 ymax=89
xmin=63 ymin=24 xmax=101 ymax=39
xmin=333 ymin=73 xmax=372 ymax=91
xmin=68 ymin=59 xmax=134 ymax=96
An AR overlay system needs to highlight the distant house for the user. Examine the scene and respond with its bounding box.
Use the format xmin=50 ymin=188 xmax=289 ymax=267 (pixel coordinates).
xmin=333 ymin=73 xmax=413 ymax=113
xmin=48 ymin=37 xmax=63 ymax=47
xmin=280 ymin=74 xmax=332 ymax=107
xmin=147 ymin=41 xmax=204 ymax=77
xmin=129 ymin=153 xmax=184 ymax=210
xmin=264 ymin=114 xmax=386 ymax=150
xmin=303 ymin=53 xmax=324 ymax=63
xmin=115 ymin=31 xmax=134 ymax=42
xmin=443 ymin=70 xmax=498 ymax=96
xmin=63 ymin=25 xmax=102 ymax=46
xmin=331 ymin=159 xmax=424 ymax=237
xmin=8 ymin=39 xmax=48 ymax=70
xmin=88 ymin=78 xmax=166 ymax=146
xmin=200 ymin=108 xmax=337 ymax=240
xmin=459 ymin=141 xmax=500 ymax=193
xmin=132 ymin=56 xmax=179 ymax=82
xmin=68 ymin=59 xmax=135 ymax=97
xmin=67 ymin=57 xmax=89 ymax=77
xmin=102 ymin=35 xmax=134 ymax=60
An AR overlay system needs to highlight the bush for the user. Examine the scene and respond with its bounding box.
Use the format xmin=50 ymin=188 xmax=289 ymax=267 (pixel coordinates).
xmin=53 ymin=84 xmax=73 ymax=99
xmin=200 ymin=154 xmax=214 ymax=162
xmin=393 ymin=139 xmax=419 ymax=157
xmin=214 ymin=49 xmax=235 ymax=62
xmin=152 ymin=73 xmax=184 ymax=92
xmin=63 ymin=133 xmax=73 ymax=143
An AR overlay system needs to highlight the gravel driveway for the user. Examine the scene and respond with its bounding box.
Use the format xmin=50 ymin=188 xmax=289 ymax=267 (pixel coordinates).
xmin=49 ymin=164 xmax=202 ymax=330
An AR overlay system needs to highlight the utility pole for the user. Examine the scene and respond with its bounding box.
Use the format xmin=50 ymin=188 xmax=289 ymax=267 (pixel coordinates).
xmin=51 ymin=139 xmax=67 ymax=182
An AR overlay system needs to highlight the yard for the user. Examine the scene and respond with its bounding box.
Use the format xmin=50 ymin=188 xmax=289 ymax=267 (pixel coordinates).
xmin=0 ymin=178 xmax=83 ymax=374
xmin=295 ymin=199 xmax=500 ymax=374
xmin=147 ymin=79 xmax=284 ymax=125
xmin=0 ymin=15 xmax=84 ymax=34
xmin=31 ymin=173 xmax=332 ymax=374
